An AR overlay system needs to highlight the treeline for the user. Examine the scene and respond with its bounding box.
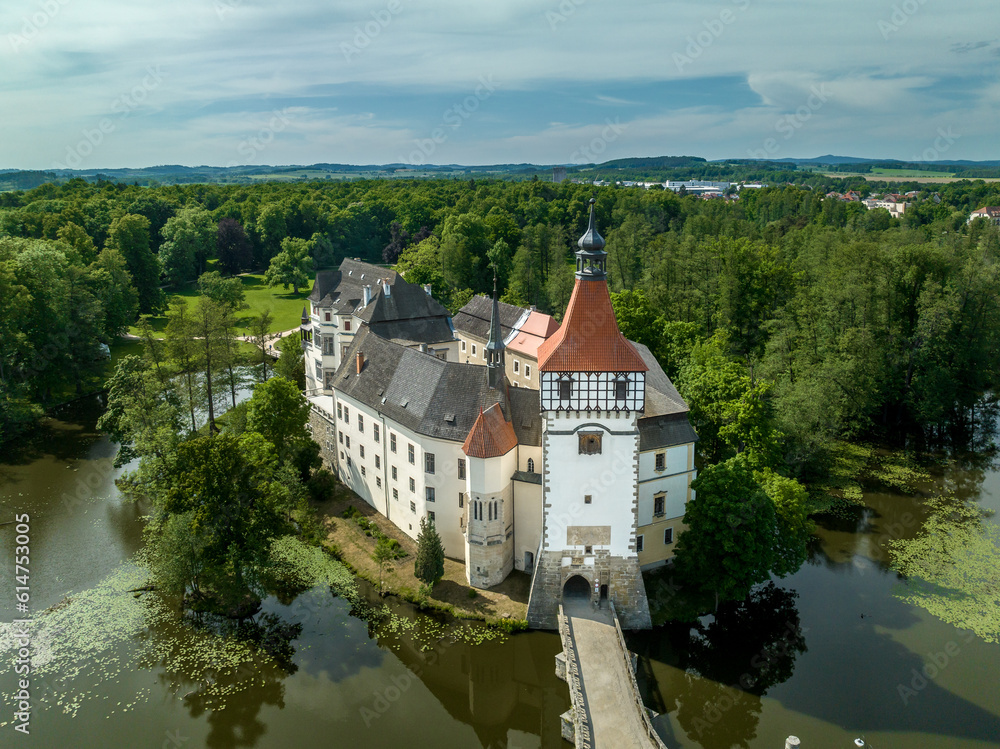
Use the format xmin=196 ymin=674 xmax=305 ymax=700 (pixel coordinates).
xmin=4 ymin=175 xmax=1000 ymax=468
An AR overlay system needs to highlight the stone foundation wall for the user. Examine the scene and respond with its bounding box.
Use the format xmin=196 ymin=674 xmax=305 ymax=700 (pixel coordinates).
xmin=466 ymin=531 xmax=514 ymax=588
xmin=308 ymin=406 xmax=338 ymax=474
xmin=527 ymin=551 xmax=652 ymax=630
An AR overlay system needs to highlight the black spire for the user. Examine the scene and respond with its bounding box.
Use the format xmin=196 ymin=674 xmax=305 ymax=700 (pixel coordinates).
xmin=486 ymin=274 xmax=505 ymax=388
xmin=575 ymin=198 xmax=606 ymax=279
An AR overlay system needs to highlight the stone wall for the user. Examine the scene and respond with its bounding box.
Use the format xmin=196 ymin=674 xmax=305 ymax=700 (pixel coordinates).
xmin=527 ymin=551 xmax=652 ymax=630
xmin=308 ymin=406 xmax=338 ymax=474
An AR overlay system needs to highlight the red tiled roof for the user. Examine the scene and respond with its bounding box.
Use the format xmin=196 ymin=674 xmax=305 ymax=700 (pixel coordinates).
xmin=507 ymin=310 xmax=560 ymax=359
xmin=462 ymin=404 xmax=518 ymax=459
xmin=537 ymin=278 xmax=648 ymax=373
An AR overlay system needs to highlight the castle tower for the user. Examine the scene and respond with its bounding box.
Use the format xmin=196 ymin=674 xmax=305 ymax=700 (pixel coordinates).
xmin=526 ymin=199 xmax=653 ymax=629
xmin=462 ymin=404 xmax=517 ymax=588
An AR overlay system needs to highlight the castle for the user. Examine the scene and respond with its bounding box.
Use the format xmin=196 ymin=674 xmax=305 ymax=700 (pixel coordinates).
xmin=302 ymin=201 xmax=697 ymax=629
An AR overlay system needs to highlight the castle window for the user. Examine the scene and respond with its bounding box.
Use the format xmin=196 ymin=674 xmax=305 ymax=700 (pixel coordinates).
xmin=410 ymin=501 xmax=416 ymax=513
xmin=393 ymin=488 xmax=398 ymax=501
xmin=527 ymin=458 xmax=534 ymax=473
xmin=345 ymin=436 xmax=350 ymax=449
xmin=337 ymin=403 xmax=343 ymax=419
xmin=344 ymin=319 xmax=351 ymax=331
xmin=358 ymin=414 xmax=364 ymax=432
xmin=471 ymin=343 xmax=477 ymax=356
xmin=584 ymin=494 xmax=592 ymax=504
xmin=426 ymin=487 xmax=435 ymax=502
xmin=664 ymin=527 xmax=674 ymax=545
xmin=584 ymin=546 xmax=592 ymax=555
xmin=425 ymin=453 xmax=435 ymax=474
xmin=343 ymin=406 xmax=349 ymax=423
xmin=459 ymin=493 xmax=464 ymax=508
xmin=655 ymin=451 xmax=665 ymax=471
xmin=375 ymin=454 xmax=380 ymax=469
xmin=579 ymin=432 xmax=602 ymax=455
xmin=428 ymin=511 xmax=435 ymax=524
xmin=409 ymin=477 xmax=415 ymax=493
xmin=408 ymin=444 xmax=415 ymax=464
xmin=458 ymin=458 xmax=466 ymax=479
xmin=376 ymin=476 xmax=381 ymax=488
xmin=391 ymin=466 xmax=397 ymax=480
xmin=361 ymin=466 xmax=366 ymax=476
xmin=636 ymin=535 xmax=644 ymax=553
xmin=359 ymin=445 xmax=365 ymax=459
xmin=461 ymin=340 xmax=466 ymax=352
xmin=373 ymin=424 xmax=380 ymax=443
xmin=325 ymin=311 xmax=331 ymax=322
xmin=339 ymin=432 xmax=343 ymax=444
xmin=654 ymin=493 xmax=665 ymax=517
xmin=390 ymin=433 xmax=397 ymax=453
xmin=525 ymin=364 xmax=531 ymax=378
xmin=615 ymin=378 xmax=628 ymax=400
xmin=513 ymin=360 xmax=519 ymax=374
xmin=559 ymin=379 xmax=572 ymax=400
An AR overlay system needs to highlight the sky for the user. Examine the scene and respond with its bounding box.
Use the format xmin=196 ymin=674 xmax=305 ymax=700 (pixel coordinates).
xmin=1 ymin=0 xmax=998 ymax=169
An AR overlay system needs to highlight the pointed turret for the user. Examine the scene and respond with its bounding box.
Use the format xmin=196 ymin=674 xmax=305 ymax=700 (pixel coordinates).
xmin=485 ymin=274 xmax=505 ymax=389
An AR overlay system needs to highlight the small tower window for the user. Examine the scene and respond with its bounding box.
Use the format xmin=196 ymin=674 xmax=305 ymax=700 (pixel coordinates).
xmin=615 ymin=378 xmax=628 ymax=400
xmin=579 ymin=432 xmax=602 ymax=455
xmin=527 ymin=458 xmax=535 ymax=473
xmin=559 ymin=379 xmax=572 ymax=400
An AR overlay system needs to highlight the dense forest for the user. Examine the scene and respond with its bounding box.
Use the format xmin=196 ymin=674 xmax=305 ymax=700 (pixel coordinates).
xmin=3 ymin=175 xmax=1000 ymax=485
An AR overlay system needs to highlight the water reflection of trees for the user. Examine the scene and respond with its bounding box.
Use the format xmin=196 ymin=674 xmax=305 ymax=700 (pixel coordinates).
xmin=634 ymin=583 xmax=806 ymax=749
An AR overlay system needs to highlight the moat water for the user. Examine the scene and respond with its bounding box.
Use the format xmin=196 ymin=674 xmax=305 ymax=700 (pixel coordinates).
xmin=1 ymin=396 xmax=998 ymax=748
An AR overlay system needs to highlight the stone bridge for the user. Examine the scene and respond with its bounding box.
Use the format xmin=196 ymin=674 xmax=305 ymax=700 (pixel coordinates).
xmin=555 ymin=599 xmax=668 ymax=749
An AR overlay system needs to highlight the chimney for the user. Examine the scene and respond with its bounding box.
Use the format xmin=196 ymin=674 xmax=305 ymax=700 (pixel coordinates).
xmin=382 ymin=281 xmax=391 ymax=297
xmin=363 ymin=285 xmax=372 ymax=306
xmin=423 ymin=284 xmax=432 ymax=296
xmin=356 ymin=352 xmax=364 ymax=375
xmin=419 ymin=343 xmax=429 ymax=354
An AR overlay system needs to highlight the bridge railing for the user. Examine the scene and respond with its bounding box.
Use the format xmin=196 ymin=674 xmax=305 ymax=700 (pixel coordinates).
xmin=558 ymin=604 xmax=593 ymax=749
xmin=609 ymin=601 xmax=669 ymax=749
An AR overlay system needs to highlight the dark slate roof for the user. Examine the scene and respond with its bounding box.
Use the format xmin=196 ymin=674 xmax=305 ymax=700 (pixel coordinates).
xmin=356 ymin=278 xmax=452 ymax=326
xmin=337 ymin=327 xmax=510 ymax=443
xmin=508 ymin=386 xmax=542 ymax=447
xmin=309 ymin=260 xmax=397 ymax=311
xmin=453 ymin=295 xmax=524 ymax=342
xmin=630 ymin=341 xmax=697 ymax=450
xmin=639 ymin=412 xmax=699 ymax=451
xmin=631 ymin=341 xmax=688 ymax=417
xmin=369 ymin=319 xmax=456 ymax=346
xmin=512 ymin=470 xmax=543 ymax=485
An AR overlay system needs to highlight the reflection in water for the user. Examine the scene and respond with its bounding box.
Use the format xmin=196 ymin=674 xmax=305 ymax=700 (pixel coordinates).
xmin=631 ymin=584 xmax=806 ymax=749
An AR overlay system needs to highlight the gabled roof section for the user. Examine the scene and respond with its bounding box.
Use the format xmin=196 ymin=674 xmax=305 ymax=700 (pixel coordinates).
xmin=336 ymin=327 xmax=511 ymax=443
xmin=309 ymin=260 xmax=397 ymax=310
xmin=462 ymin=403 xmax=518 ymax=459
xmin=631 ymin=341 xmax=688 ymax=417
xmin=537 ymin=279 xmax=647 ymax=373
xmin=354 ymin=278 xmax=451 ymax=325
xmin=453 ymin=295 xmax=525 ymax=342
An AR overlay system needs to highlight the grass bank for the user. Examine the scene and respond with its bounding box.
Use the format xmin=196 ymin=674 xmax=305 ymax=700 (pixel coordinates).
xmin=312 ymin=488 xmax=530 ymax=626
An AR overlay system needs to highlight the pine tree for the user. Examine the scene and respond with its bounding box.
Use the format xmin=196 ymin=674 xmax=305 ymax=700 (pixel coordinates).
xmin=414 ymin=517 xmax=444 ymax=589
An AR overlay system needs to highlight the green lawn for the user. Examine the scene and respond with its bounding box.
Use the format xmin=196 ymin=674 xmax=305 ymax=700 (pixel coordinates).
xmin=871 ymin=168 xmax=954 ymax=178
xmin=128 ymin=272 xmax=313 ymax=338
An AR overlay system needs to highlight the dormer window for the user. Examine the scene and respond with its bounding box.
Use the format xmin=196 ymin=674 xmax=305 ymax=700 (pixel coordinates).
xmin=325 ymin=311 xmax=331 ymax=322
xmin=344 ymin=319 xmax=351 ymax=332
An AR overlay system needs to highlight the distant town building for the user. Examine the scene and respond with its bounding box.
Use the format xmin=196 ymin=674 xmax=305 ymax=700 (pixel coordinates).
xmin=968 ymin=206 xmax=1000 ymax=225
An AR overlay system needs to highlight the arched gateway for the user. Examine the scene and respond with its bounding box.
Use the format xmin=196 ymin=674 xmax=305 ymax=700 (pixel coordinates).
xmin=562 ymin=574 xmax=591 ymax=599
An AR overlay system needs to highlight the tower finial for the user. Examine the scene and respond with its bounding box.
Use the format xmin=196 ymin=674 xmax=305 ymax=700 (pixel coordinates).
xmin=575 ymin=198 xmax=607 ymax=279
